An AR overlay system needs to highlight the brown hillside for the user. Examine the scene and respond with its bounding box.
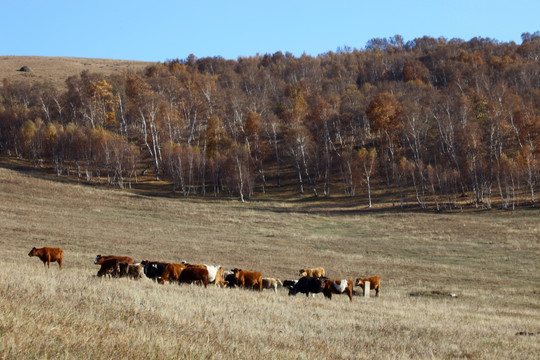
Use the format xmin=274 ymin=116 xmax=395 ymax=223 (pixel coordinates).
xmin=0 ymin=56 xmax=153 ymax=89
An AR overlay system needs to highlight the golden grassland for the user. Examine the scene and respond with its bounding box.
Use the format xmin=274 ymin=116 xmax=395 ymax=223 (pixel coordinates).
xmin=0 ymin=56 xmax=152 ymax=89
xmin=0 ymin=165 xmax=539 ymax=359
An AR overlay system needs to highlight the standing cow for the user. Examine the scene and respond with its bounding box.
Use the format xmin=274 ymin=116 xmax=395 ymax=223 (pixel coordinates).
xmin=178 ymin=267 xmax=209 ymax=288
xmin=28 ymin=247 xmax=64 ymax=270
xmin=231 ymin=268 xmax=263 ymax=292
xmin=262 ymin=278 xmax=283 ymax=294
xmin=158 ymin=263 xmax=187 ymax=284
xmin=141 ymin=260 xmax=169 ymax=281
xmin=323 ymin=279 xmax=354 ymax=301
xmin=355 ymin=276 xmax=381 ymax=297
xmin=288 ymin=276 xmax=325 ymax=297
xmin=299 ymin=267 xmax=325 ymax=278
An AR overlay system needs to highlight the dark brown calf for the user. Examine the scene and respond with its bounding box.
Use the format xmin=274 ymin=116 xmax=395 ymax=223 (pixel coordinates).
xmin=97 ymin=258 xmax=119 ymax=277
xmin=28 ymin=247 xmax=64 ymax=270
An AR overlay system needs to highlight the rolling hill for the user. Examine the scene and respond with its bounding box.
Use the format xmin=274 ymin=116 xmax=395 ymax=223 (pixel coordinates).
xmin=0 ymin=55 xmax=152 ymax=89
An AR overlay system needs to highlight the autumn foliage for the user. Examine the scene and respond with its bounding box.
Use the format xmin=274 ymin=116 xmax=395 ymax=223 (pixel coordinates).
xmin=1 ymin=34 xmax=539 ymax=209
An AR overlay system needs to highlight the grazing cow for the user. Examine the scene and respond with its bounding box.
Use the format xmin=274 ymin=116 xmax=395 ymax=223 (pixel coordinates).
xmin=282 ymin=279 xmax=298 ymax=289
xmin=323 ymin=279 xmax=354 ymax=301
xmin=178 ymin=267 xmax=209 ymax=288
xmin=94 ymin=254 xmax=134 ymax=265
xmin=97 ymin=258 xmax=120 ymax=277
xmin=262 ymin=278 xmax=283 ymax=294
xmin=288 ymin=276 xmax=325 ymax=297
xmin=158 ymin=263 xmax=187 ymax=284
xmin=355 ymin=276 xmax=381 ymax=297
xmin=118 ymin=262 xmax=144 ymax=280
xmin=141 ymin=260 xmax=169 ymax=281
xmin=231 ymin=268 xmax=263 ymax=292
xmin=28 ymin=247 xmax=64 ymax=270
xmin=299 ymin=267 xmax=325 ymax=278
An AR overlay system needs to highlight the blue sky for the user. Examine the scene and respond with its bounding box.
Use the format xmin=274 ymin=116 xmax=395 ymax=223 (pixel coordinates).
xmin=2 ymin=1 xmax=539 ymax=62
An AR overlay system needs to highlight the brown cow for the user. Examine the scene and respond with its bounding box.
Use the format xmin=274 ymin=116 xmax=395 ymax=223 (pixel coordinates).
xmin=323 ymin=279 xmax=354 ymax=301
xmin=158 ymin=263 xmax=187 ymax=284
xmin=178 ymin=267 xmax=209 ymax=288
xmin=231 ymin=268 xmax=263 ymax=292
xmin=299 ymin=267 xmax=325 ymax=278
xmin=355 ymin=276 xmax=381 ymax=297
xmin=28 ymin=247 xmax=64 ymax=270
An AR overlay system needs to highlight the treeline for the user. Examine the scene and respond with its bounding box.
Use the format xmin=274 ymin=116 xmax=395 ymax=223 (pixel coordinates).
xmin=0 ymin=34 xmax=539 ymax=209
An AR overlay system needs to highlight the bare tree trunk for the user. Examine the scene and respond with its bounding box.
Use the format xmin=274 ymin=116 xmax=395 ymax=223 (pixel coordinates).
xmin=236 ymin=153 xmax=245 ymax=203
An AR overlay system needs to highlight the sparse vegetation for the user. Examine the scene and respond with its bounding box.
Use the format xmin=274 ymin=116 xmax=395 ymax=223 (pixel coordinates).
xmin=0 ymin=166 xmax=538 ymax=359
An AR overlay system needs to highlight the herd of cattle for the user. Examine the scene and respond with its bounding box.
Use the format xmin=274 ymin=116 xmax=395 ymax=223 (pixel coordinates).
xmin=28 ymin=246 xmax=381 ymax=301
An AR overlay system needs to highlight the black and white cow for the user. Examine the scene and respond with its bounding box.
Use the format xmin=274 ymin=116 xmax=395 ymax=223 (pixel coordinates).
xmin=141 ymin=260 xmax=169 ymax=281
xmin=288 ymin=276 xmax=325 ymax=297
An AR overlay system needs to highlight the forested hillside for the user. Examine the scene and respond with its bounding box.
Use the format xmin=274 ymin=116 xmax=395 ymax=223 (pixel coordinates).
xmin=1 ymin=34 xmax=538 ymax=209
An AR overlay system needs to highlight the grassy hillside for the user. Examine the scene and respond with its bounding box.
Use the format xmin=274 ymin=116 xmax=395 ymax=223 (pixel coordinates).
xmin=0 ymin=56 xmax=152 ymax=89
xmin=0 ymin=165 xmax=539 ymax=359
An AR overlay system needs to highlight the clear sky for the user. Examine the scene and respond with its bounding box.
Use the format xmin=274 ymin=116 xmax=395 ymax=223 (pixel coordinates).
xmin=2 ymin=0 xmax=539 ymax=62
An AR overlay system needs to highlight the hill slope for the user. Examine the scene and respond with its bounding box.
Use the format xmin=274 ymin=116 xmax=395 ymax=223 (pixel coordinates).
xmin=0 ymin=55 xmax=152 ymax=89
xmin=1 ymin=166 xmax=539 ymax=359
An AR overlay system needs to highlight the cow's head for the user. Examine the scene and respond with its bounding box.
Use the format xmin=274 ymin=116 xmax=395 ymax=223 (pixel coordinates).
xmin=355 ymin=278 xmax=365 ymax=287
xmin=157 ymin=277 xmax=165 ymax=284
xmin=28 ymin=247 xmax=38 ymax=257
xmin=298 ymin=269 xmax=307 ymax=277
xmin=230 ymin=268 xmax=243 ymax=285
xmin=94 ymin=255 xmax=102 ymax=264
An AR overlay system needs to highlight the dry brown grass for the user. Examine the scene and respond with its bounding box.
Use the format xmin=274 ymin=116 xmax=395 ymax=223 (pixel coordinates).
xmin=0 ymin=56 xmax=152 ymax=89
xmin=0 ymin=165 xmax=539 ymax=359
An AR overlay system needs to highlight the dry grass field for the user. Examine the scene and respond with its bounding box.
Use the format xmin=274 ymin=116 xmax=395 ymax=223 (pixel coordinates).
xmin=0 ymin=164 xmax=539 ymax=359
xmin=0 ymin=56 xmax=151 ymax=89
